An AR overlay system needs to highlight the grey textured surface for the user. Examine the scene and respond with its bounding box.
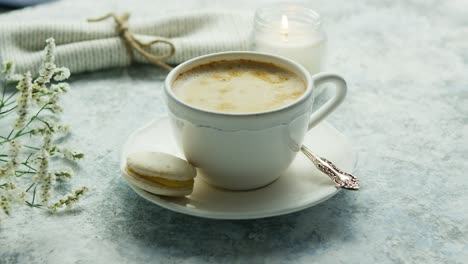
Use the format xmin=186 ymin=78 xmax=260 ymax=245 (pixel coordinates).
xmin=1 ymin=0 xmax=468 ymax=263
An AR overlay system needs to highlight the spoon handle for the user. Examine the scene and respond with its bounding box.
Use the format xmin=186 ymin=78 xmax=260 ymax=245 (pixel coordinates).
xmin=300 ymin=145 xmax=359 ymax=190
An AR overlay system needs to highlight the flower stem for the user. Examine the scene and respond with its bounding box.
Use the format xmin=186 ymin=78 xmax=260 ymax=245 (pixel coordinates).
xmin=16 ymin=130 xmax=34 ymax=138
xmin=24 ymin=152 xmax=33 ymax=162
xmin=4 ymin=90 xmax=18 ymax=104
xmin=34 ymin=117 xmax=53 ymax=130
xmin=21 ymin=162 xmax=36 ymax=172
xmin=7 ymin=129 xmax=13 ymax=139
xmin=17 ymin=153 xmax=37 ymax=176
xmin=0 ymin=103 xmax=49 ymax=144
xmin=15 ymin=103 xmax=49 ymax=137
xmin=0 ymin=81 xmax=5 ymax=111
xmin=0 ymin=105 xmax=18 ymax=115
xmin=24 ymin=145 xmax=40 ymax=151
xmin=31 ymin=186 xmax=37 ymax=205
xmin=26 ymin=182 xmax=36 ymax=192
xmin=0 ymin=100 xmax=17 ymax=116
xmin=16 ymin=170 xmax=36 ymax=175
xmin=0 ymin=90 xmax=18 ymax=113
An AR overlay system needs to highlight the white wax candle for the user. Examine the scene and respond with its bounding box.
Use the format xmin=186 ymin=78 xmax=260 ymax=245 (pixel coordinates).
xmin=254 ymin=17 xmax=326 ymax=75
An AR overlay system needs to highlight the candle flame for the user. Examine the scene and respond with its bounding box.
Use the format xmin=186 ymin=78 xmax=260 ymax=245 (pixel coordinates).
xmin=281 ymin=15 xmax=289 ymax=31
xmin=281 ymin=15 xmax=289 ymax=42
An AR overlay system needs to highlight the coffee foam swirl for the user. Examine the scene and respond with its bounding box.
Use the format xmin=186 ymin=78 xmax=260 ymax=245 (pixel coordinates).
xmin=172 ymin=60 xmax=306 ymax=114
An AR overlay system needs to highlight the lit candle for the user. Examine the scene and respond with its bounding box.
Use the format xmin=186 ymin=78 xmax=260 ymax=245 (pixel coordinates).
xmin=253 ymin=5 xmax=326 ymax=75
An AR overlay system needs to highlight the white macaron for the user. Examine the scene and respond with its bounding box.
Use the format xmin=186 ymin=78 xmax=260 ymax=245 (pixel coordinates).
xmin=124 ymin=151 xmax=197 ymax=197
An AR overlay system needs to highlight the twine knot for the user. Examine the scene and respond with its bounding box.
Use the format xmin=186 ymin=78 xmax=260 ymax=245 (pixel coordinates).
xmin=88 ymin=13 xmax=175 ymax=71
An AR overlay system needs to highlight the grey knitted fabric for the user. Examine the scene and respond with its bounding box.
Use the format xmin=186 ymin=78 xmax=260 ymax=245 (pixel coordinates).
xmin=0 ymin=11 xmax=253 ymax=75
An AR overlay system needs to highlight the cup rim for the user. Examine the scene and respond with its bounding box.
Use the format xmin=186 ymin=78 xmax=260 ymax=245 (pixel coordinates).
xmin=164 ymin=51 xmax=313 ymax=118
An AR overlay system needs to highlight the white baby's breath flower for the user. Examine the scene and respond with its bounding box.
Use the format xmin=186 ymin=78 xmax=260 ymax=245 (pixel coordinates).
xmin=35 ymin=151 xmax=49 ymax=181
xmin=30 ymin=120 xmax=68 ymax=139
xmin=9 ymin=140 xmax=20 ymax=157
xmin=53 ymin=67 xmax=70 ymax=81
xmin=1 ymin=183 xmax=25 ymax=204
xmin=0 ymin=194 xmax=11 ymax=216
xmin=54 ymin=167 xmax=74 ymax=180
xmin=50 ymin=84 xmax=62 ymax=94
xmin=58 ymin=148 xmax=72 ymax=160
xmin=48 ymin=91 xmax=61 ymax=106
xmin=0 ymin=167 xmax=6 ymax=178
xmin=36 ymin=62 xmax=56 ymax=84
xmin=57 ymin=83 xmax=70 ymax=93
xmin=42 ymin=132 xmax=53 ymax=153
xmin=32 ymin=85 xmax=48 ymax=96
xmin=49 ymin=186 xmax=88 ymax=212
xmin=0 ymin=141 xmax=21 ymax=179
xmin=33 ymin=38 xmax=56 ymax=90
xmin=47 ymin=92 xmax=60 ymax=106
xmin=13 ymin=72 xmax=32 ymax=129
xmin=35 ymin=97 xmax=49 ymax=106
xmin=50 ymin=104 xmax=63 ymax=113
xmin=16 ymin=72 xmax=31 ymax=92
xmin=0 ymin=183 xmax=25 ymax=216
xmin=58 ymin=148 xmax=84 ymax=161
xmin=1 ymin=37 xmax=87 ymax=215
xmin=39 ymin=86 xmax=49 ymax=94
xmin=50 ymin=83 xmax=70 ymax=94
xmin=34 ymin=150 xmax=54 ymax=205
xmin=40 ymin=173 xmax=56 ymax=205
xmin=57 ymin=124 xmax=70 ymax=134
xmin=31 ymin=84 xmax=48 ymax=105
xmin=30 ymin=125 xmax=47 ymax=136
xmin=1 ymin=183 xmax=15 ymax=189
xmin=44 ymin=38 xmax=56 ymax=65
xmin=1 ymin=61 xmax=22 ymax=82
xmin=0 ymin=166 xmax=13 ymax=179
xmin=11 ymin=189 xmax=26 ymax=205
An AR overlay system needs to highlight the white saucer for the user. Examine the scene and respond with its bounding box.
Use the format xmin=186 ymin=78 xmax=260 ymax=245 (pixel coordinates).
xmin=120 ymin=117 xmax=356 ymax=220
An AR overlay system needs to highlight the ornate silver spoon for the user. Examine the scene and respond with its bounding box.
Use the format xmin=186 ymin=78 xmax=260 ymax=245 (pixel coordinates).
xmin=300 ymin=145 xmax=359 ymax=190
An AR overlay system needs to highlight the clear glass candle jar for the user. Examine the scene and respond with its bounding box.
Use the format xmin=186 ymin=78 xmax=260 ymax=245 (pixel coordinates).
xmin=252 ymin=4 xmax=327 ymax=75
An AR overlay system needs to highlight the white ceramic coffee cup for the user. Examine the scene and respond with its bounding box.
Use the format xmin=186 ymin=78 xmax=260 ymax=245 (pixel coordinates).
xmin=164 ymin=51 xmax=347 ymax=190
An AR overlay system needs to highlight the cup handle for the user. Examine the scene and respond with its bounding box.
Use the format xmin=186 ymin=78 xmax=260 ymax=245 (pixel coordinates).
xmin=308 ymin=72 xmax=347 ymax=130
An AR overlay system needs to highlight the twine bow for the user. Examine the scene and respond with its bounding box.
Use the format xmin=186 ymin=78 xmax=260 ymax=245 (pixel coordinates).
xmin=88 ymin=13 xmax=175 ymax=71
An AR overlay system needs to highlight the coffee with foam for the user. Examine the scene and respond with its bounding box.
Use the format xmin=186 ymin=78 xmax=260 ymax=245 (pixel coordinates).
xmin=172 ymin=60 xmax=306 ymax=114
